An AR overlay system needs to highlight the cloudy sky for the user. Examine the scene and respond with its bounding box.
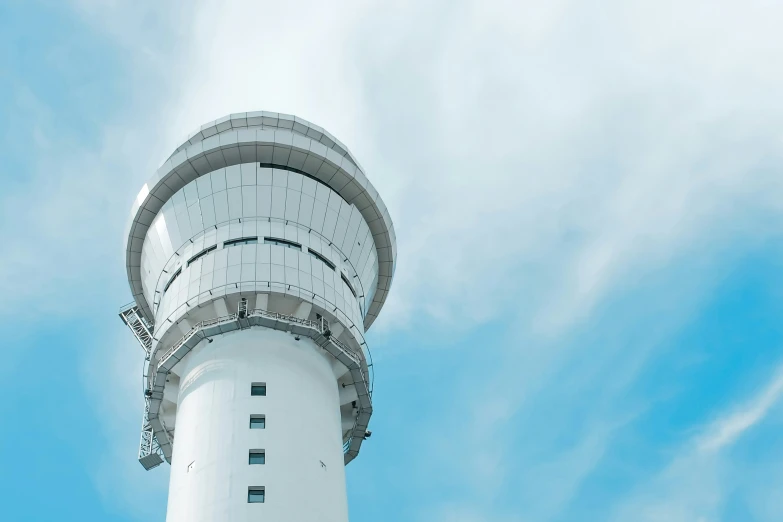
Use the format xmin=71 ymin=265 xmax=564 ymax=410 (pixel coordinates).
xmin=3 ymin=0 xmax=783 ymax=520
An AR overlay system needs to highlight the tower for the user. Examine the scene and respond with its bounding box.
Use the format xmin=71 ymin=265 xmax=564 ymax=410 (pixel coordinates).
xmin=118 ymin=112 xmax=396 ymax=521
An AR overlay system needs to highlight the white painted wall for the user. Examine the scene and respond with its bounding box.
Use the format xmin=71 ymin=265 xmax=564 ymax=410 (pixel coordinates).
xmin=165 ymin=327 xmax=349 ymax=522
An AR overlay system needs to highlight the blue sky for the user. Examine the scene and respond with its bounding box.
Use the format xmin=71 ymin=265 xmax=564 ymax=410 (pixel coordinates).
xmin=3 ymin=1 xmax=783 ymax=521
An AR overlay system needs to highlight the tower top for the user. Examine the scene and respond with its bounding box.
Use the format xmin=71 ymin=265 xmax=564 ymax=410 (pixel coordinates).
xmin=123 ymin=111 xmax=397 ymax=329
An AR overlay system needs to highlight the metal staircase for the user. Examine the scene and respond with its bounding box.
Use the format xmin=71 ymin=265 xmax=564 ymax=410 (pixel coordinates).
xmin=119 ymin=303 xmax=165 ymax=470
xmin=119 ymin=303 xmax=153 ymax=356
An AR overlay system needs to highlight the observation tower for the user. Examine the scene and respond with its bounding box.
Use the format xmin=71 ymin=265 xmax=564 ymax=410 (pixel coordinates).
xmin=118 ymin=111 xmax=396 ymax=522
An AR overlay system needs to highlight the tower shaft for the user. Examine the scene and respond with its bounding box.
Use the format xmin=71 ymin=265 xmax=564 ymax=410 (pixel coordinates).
xmin=166 ymin=329 xmax=348 ymax=522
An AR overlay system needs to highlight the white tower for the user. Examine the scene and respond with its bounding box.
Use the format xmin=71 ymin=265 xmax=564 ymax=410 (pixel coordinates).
xmin=119 ymin=112 xmax=396 ymax=522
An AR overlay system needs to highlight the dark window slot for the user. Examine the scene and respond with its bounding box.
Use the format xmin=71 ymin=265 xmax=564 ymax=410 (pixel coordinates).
xmin=341 ymin=272 xmax=357 ymax=298
xmin=224 ymin=236 xmax=258 ymax=247
xmin=263 ymin=237 xmax=302 ymax=250
xmin=187 ymin=245 xmax=217 ymax=266
xmin=249 ymin=451 xmax=265 ymax=465
xmin=248 ymin=487 xmax=265 ymax=503
xmin=308 ymin=248 xmax=336 ymax=270
xmin=257 ymin=163 xmax=351 ymax=206
xmin=163 ymin=268 xmax=182 ymax=293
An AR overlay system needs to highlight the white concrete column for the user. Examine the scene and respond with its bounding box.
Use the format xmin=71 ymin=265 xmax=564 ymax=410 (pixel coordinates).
xmin=213 ymin=298 xmax=229 ymax=317
xmin=165 ymin=328 xmax=348 ymax=522
xmin=293 ymin=300 xmax=313 ymax=320
xmin=254 ymin=293 xmax=269 ymax=311
xmin=329 ymin=321 xmax=345 ymax=339
xmin=177 ymin=318 xmax=192 ymax=336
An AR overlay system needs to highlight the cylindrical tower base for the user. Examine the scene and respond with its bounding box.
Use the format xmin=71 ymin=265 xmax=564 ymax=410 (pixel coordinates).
xmin=165 ymin=327 xmax=349 ymax=522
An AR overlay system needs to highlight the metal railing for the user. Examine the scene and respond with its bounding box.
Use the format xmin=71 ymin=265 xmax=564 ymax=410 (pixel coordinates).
xmin=140 ymin=306 xmax=373 ymax=469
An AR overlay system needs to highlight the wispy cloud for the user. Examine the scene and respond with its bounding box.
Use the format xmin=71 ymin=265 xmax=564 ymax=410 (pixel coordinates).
xmin=611 ymin=360 xmax=783 ymax=522
xmin=698 ymin=365 xmax=783 ymax=453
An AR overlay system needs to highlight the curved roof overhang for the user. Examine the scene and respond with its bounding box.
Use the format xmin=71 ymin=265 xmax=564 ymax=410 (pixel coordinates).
xmin=125 ymin=113 xmax=396 ymax=331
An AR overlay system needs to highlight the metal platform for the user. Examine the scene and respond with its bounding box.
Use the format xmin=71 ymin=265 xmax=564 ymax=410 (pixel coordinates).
xmin=120 ymin=304 xmax=372 ymax=470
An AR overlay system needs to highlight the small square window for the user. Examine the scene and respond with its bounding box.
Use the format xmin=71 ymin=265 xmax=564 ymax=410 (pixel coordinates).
xmin=250 ymin=415 xmax=265 ymax=429
xmin=249 ymin=450 xmax=265 ymax=465
xmin=248 ymin=487 xmax=265 ymax=503
xmin=251 ymin=383 xmax=266 ymax=396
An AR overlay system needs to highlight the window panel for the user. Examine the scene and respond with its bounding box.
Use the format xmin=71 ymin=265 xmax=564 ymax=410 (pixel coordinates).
xmin=241 ymin=244 xmax=256 ymax=264
xmin=257 ymin=244 xmax=271 ymax=264
xmin=241 ymin=263 xmax=255 ymax=282
xmin=241 ymin=163 xmax=256 ymax=186
xmin=287 ymin=171 xmax=303 ymax=191
xmin=263 ymin=237 xmax=302 ymax=250
xmin=301 ymin=176 xmax=317 ymax=197
xmin=248 ymin=488 xmax=265 ymax=503
xmin=163 ymin=268 xmax=181 ymax=294
xmin=256 ymin=263 xmax=271 ymax=282
xmin=249 ymin=451 xmax=265 ymax=465
xmin=322 ymin=208 xmax=338 ymax=240
xmin=187 ymin=245 xmax=217 ymax=266
xmin=284 ymin=189 xmax=301 ymax=221
xmin=257 ymin=167 xmax=273 ymax=186
xmin=224 ymin=237 xmax=258 ymax=248
xmin=213 ymin=190 xmax=230 ymax=223
xmin=270 ymin=186 xmax=286 ymax=218
xmin=225 ymin=164 xmax=242 ymax=189
xmin=272 ymin=169 xmax=288 ymax=187
xmin=196 ymin=174 xmax=213 ymax=198
xmin=183 ymin=182 xmax=199 ymax=206
xmin=284 ymin=247 xmax=299 ymax=268
xmin=298 ymin=194 xmax=315 ymax=228
xmin=227 ymin=244 xmax=243 ymax=266
xmin=227 ymin=186 xmax=243 ymax=220
xmin=210 ymin=168 xmax=227 ymax=193
xmin=310 ymin=200 xmax=327 ymax=234
xmin=226 ymin=265 xmax=241 ymax=284
xmin=270 ymin=264 xmax=285 ymax=283
xmin=308 ymin=248 xmax=336 ymax=270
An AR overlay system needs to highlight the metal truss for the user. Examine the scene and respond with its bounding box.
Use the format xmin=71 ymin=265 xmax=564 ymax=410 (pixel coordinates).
xmin=119 ymin=303 xmax=153 ymax=356
xmin=137 ymin=396 xmax=165 ymax=470
xmin=119 ymin=303 xmax=166 ymax=469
